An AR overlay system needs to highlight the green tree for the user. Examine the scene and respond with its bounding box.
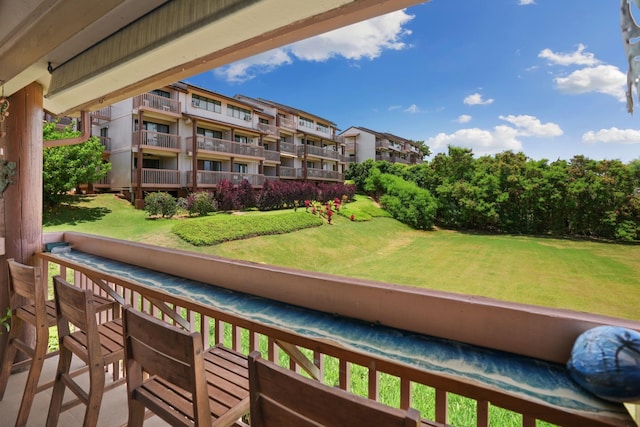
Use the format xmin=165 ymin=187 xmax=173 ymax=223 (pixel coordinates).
xmin=43 ymin=121 xmax=111 ymax=207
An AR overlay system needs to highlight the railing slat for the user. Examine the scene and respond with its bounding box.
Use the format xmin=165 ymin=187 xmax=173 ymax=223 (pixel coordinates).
xmin=436 ymin=389 xmax=448 ymax=425
xmin=477 ymin=400 xmax=489 ymax=427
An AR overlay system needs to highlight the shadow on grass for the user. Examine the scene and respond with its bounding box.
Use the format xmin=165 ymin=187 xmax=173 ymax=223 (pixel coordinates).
xmin=43 ymin=195 xmax=111 ymax=226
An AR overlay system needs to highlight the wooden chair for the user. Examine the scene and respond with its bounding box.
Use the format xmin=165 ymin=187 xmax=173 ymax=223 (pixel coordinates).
xmin=248 ymin=351 xmax=423 ymax=427
xmin=46 ymin=275 xmax=125 ymax=427
xmin=0 ymin=259 xmax=116 ymax=427
xmin=122 ymin=306 xmax=250 ymax=427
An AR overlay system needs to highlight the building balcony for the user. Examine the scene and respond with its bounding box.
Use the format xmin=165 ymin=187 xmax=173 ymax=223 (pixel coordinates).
xmin=187 ymin=136 xmax=264 ymax=160
xmin=278 ymin=166 xmax=299 ymax=179
xmin=279 ymin=141 xmax=297 ymax=156
xmin=305 ymin=167 xmax=343 ymax=181
xmin=133 ymin=130 xmax=181 ymax=152
xmin=131 ymin=168 xmax=181 ymax=187
xmin=264 ymin=149 xmax=281 ymax=162
xmin=278 ymin=116 xmax=296 ymax=131
xmin=297 ymin=144 xmax=342 ymax=161
xmin=133 ymin=93 xmax=181 ymax=116
xmin=186 ymin=170 xmax=265 ymax=187
xmin=93 ymin=170 xmax=112 ymax=189
xmin=257 ymin=122 xmax=279 ymax=138
xmin=2 ymin=232 xmax=636 ymax=427
xmin=90 ymin=105 xmax=112 ymax=122
xmin=97 ymin=135 xmax=111 ymax=152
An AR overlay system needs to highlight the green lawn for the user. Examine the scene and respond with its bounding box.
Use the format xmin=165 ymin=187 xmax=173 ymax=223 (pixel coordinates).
xmin=44 ymin=194 xmax=640 ymax=321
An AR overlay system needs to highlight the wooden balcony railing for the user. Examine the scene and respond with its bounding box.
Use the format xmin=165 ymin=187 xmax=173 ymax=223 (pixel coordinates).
xmin=34 ymin=233 xmax=639 ymax=427
xmin=90 ymin=106 xmax=112 ymax=122
xmin=133 ymin=130 xmax=180 ymax=151
xmin=305 ymin=168 xmax=343 ymax=181
xmin=187 ymin=136 xmax=264 ymax=158
xmin=97 ymin=135 xmax=111 ymax=152
xmin=278 ymin=116 xmax=296 ymax=130
xmin=186 ymin=170 xmax=265 ymax=187
xmin=278 ymin=166 xmax=299 ymax=179
xmin=133 ymin=93 xmax=181 ymax=115
xmin=257 ymin=122 xmax=279 ymax=138
xmin=279 ymin=141 xmax=296 ymax=155
xmin=298 ymin=145 xmax=341 ymax=161
xmin=264 ymin=149 xmax=280 ymax=162
xmin=131 ymin=168 xmax=180 ymax=186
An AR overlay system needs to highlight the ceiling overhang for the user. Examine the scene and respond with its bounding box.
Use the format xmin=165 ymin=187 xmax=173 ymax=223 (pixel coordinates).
xmin=1 ymin=0 xmax=426 ymax=116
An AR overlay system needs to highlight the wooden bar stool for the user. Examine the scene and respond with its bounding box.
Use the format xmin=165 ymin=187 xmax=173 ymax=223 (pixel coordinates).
xmin=46 ymin=275 xmax=125 ymax=427
xmin=0 ymin=259 xmax=117 ymax=427
xmin=122 ymin=306 xmax=250 ymax=426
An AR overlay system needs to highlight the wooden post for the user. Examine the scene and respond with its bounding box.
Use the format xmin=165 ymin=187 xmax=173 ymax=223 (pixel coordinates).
xmin=0 ymin=82 xmax=43 ymax=360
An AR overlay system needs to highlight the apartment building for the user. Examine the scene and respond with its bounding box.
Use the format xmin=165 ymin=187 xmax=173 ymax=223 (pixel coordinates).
xmin=89 ymin=83 xmax=348 ymax=206
xmin=340 ymin=126 xmax=425 ymax=165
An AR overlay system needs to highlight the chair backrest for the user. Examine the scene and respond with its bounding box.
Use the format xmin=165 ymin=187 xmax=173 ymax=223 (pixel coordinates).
xmin=7 ymin=258 xmax=44 ymax=304
xmin=248 ymin=351 xmax=421 ymax=427
xmin=122 ymin=306 xmax=212 ymax=426
xmin=52 ymin=275 xmax=103 ymax=361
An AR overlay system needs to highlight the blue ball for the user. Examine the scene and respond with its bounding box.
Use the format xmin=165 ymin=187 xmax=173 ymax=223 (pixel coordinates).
xmin=567 ymin=326 xmax=640 ymax=402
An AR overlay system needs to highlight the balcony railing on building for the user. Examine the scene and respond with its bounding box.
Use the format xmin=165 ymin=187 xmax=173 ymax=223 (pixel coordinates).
xmin=133 ymin=130 xmax=181 ymax=151
xmin=277 ymin=115 xmax=296 ymax=130
xmin=133 ymin=93 xmax=181 ymax=115
xmin=93 ymin=170 xmax=112 ymax=189
xmin=298 ymin=144 xmax=342 ymax=161
xmin=257 ymin=122 xmax=279 ymax=138
xmin=279 ymin=166 xmax=299 ymax=179
xmin=264 ymin=149 xmax=281 ymax=162
xmin=131 ymin=168 xmax=180 ymax=187
xmin=90 ymin=106 xmax=112 ymax=122
xmin=279 ymin=141 xmax=297 ymax=156
xmin=188 ymin=136 xmax=265 ymax=159
xmin=186 ymin=170 xmax=265 ymax=187
xmin=97 ymin=135 xmax=111 ymax=152
xmin=305 ymin=168 xmax=343 ymax=181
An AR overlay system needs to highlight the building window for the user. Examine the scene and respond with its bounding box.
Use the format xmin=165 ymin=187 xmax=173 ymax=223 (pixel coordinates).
xmin=298 ymin=116 xmax=314 ymax=129
xmin=316 ymin=123 xmax=329 ymax=134
xmin=306 ymin=161 xmax=316 ymax=169
xmin=259 ymin=118 xmax=269 ymax=125
xmin=234 ymin=163 xmax=248 ymax=173
xmin=202 ymin=160 xmax=222 ymax=171
xmin=150 ymin=89 xmax=170 ymax=98
xmin=197 ymin=127 xmax=223 ymax=139
xmin=227 ymin=105 xmax=252 ymax=121
xmin=192 ymin=94 xmax=221 ymax=113
xmin=100 ymin=127 xmax=108 ymax=137
xmin=234 ymin=135 xmax=251 ymax=144
xmin=135 ymin=120 xmax=169 ymax=134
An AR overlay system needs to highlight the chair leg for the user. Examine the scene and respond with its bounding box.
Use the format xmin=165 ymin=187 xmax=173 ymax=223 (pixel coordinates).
xmin=0 ymin=317 xmax=24 ymax=400
xmin=46 ymin=346 xmax=73 ymax=427
xmin=127 ymin=394 xmax=146 ymax=427
xmin=14 ymin=326 xmax=49 ymax=427
xmin=83 ymin=363 xmax=106 ymax=427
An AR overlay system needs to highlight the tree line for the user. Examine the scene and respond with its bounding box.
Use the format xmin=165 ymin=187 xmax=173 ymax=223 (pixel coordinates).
xmin=346 ymin=147 xmax=640 ymax=242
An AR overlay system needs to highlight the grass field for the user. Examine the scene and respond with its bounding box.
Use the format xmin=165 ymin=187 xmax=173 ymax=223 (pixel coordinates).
xmin=44 ymin=194 xmax=640 ymax=321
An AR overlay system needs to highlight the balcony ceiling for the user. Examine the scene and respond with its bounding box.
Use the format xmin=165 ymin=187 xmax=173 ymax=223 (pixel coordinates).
xmin=0 ymin=0 xmax=425 ymax=116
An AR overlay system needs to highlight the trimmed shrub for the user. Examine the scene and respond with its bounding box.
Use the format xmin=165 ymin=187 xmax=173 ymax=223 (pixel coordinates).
xmin=183 ymin=191 xmax=216 ymax=216
xmin=236 ymin=179 xmax=257 ymax=210
xmin=216 ymin=179 xmax=238 ymax=211
xmin=370 ymin=173 xmax=436 ymax=230
xmin=144 ymin=192 xmax=178 ymax=218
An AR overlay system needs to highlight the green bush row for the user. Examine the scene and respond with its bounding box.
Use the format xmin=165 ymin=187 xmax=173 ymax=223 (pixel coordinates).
xmin=172 ymin=211 xmax=324 ymax=246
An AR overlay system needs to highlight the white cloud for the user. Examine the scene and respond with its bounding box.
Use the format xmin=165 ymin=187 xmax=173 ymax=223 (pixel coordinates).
xmin=214 ymin=10 xmax=414 ymax=82
xmin=538 ymin=43 xmax=600 ymax=67
xmin=554 ymin=64 xmax=626 ymax=101
xmin=214 ymin=50 xmax=292 ymax=83
xmin=388 ymin=105 xmax=402 ymax=111
xmin=456 ymin=114 xmax=472 ymax=123
xmin=404 ymin=104 xmax=420 ymax=113
xmin=518 ymin=0 xmax=536 ymax=5
xmin=428 ymin=114 xmax=562 ymax=156
xmin=498 ymin=115 xmax=563 ymax=137
xmin=427 ymin=127 xmax=521 ymax=156
xmin=582 ymin=127 xmax=640 ymax=144
xmin=464 ymin=93 xmax=494 ymax=106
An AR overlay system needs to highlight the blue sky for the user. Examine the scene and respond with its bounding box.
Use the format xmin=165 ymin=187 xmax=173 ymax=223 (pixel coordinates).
xmin=185 ymin=0 xmax=640 ymax=163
